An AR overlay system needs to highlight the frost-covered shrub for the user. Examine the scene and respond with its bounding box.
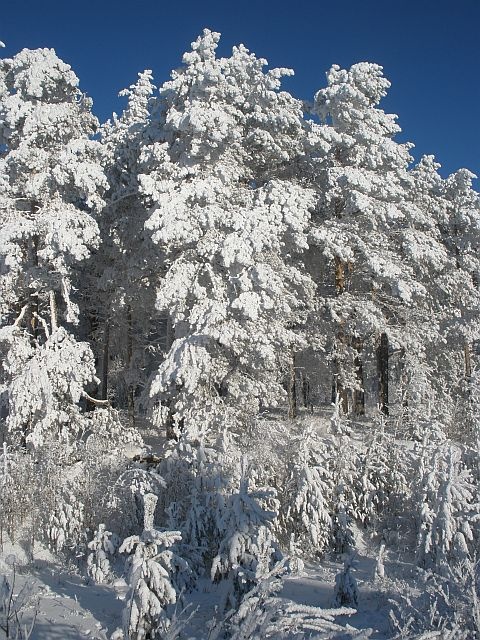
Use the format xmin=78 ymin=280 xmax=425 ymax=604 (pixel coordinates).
xmin=211 ymin=457 xmax=280 ymax=609
xmin=415 ymin=443 xmax=476 ymax=574
xmin=87 ymin=524 xmax=120 ymax=584
xmin=389 ymin=559 xmax=480 ymax=640
xmin=0 ymin=563 xmax=37 ymax=640
xmin=0 ymin=445 xmax=36 ymax=544
xmin=115 ymin=493 xmax=189 ymax=640
xmin=281 ymin=427 xmax=332 ymax=558
xmin=211 ymin=562 xmax=365 ymax=640
xmin=333 ymin=556 xmax=358 ymax=608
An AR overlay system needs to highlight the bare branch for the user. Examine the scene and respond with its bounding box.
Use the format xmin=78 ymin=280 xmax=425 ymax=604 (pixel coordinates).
xmin=13 ymin=304 xmax=29 ymax=327
xmin=32 ymin=312 xmax=50 ymax=339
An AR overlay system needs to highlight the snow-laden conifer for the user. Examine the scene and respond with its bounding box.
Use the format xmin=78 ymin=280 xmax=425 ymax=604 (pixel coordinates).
xmin=117 ymin=493 xmax=188 ymax=640
xmin=311 ymin=62 xmax=416 ymax=415
xmin=211 ymin=457 xmax=279 ymax=609
xmin=0 ymin=47 xmax=108 ymax=446
xmin=139 ymin=29 xmax=318 ymax=436
xmin=333 ymin=555 xmax=359 ymax=608
xmin=87 ymin=524 xmax=120 ymax=584
xmin=282 ymin=426 xmax=332 ymax=557
xmin=415 ymin=442 xmax=477 ymax=574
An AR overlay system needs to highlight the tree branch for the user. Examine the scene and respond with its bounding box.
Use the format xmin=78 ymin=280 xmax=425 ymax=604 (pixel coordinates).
xmin=82 ymin=391 xmax=109 ymax=406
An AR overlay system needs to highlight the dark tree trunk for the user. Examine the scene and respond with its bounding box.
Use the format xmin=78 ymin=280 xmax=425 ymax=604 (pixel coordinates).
xmin=334 ymin=256 xmax=347 ymax=295
xmin=352 ymin=336 xmax=365 ymax=415
xmin=464 ymin=341 xmax=472 ymax=380
xmin=331 ymin=327 xmax=349 ymax=414
xmin=301 ymin=371 xmax=313 ymax=413
xmin=288 ymin=348 xmax=297 ymax=419
xmin=376 ymin=332 xmax=389 ymax=415
xmin=101 ymin=321 xmax=110 ymax=401
xmin=126 ymin=305 xmax=135 ymax=426
xmin=26 ymin=232 xmax=39 ymax=345
xmin=332 ymin=257 xmax=354 ymax=414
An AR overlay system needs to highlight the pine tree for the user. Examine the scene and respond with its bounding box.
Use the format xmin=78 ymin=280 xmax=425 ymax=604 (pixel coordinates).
xmin=282 ymin=426 xmax=333 ymax=557
xmin=94 ymin=70 xmax=160 ymax=416
xmin=310 ymin=62 xmax=415 ymax=415
xmin=211 ymin=457 xmax=279 ymax=609
xmin=118 ymin=493 xmax=188 ymax=640
xmin=138 ymin=30 xmax=318 ymax=437
xmin=415 ymin=443 xmax=476 ymax=574
xmin=0 ymin=48 xmax=108 ymax=447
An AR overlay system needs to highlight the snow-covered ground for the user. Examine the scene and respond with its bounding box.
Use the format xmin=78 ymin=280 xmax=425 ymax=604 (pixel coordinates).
xmin=0 ymin=528 xmax=419 ymax=639
xmin=0 ymin=539 xmax=122 ymax=639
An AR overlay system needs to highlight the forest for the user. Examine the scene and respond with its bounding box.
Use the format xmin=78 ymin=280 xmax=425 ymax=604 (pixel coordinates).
xmin=0 ymin=28 xmax=479 ymax=640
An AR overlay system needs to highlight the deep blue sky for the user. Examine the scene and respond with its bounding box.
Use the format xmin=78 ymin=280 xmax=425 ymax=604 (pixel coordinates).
xmin=2 ymin=0 xmax=479 ymax=183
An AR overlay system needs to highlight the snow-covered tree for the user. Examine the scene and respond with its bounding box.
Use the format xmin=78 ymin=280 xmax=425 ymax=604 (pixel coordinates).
xmin=440 ymin=168 xmax=480 ymax=438
xmin=397 ymin=156 xmax=480 ymax=432
xmin=415 ymin=443 xmax=477 ymax=574
xmin=308 ymin=62 xmax=463 ymax=422
xmin=310 ymin=62 xmax=417 ymax=415
xmin=87 ymin=524 xmax=120 ymax=584
xmin=138 ymin=29 xmax=319 ymax=437
xmin=0 ymin=47 xmax=108 ymax=446
xmin=94 ymin=70 xmax=161 ymax=417
xmin=333 ymin=555 xmax=358 ymax=608
xmin=355 ymin=416 xmax=410 ymax=530
xmin=281 ymin=426 xmax=332 ymax=557
xmin=328 ymin=405 xmax=357 ymax=554
xmin=211 ymin=457 xmax=279 ymax=609
xmin=117 ymin=493 xmax=188 ymax=640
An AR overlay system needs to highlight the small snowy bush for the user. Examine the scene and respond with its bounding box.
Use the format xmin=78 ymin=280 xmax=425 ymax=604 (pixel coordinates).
xmin=211 ymin=457 xmax=280 ymax=609
xmin=333 ymin=555 xmax=358 ymax=608
xmin=115 ymin=493 xmax=189 ymax=640
xmin=87 ymin=524 xmax=120 ymax=584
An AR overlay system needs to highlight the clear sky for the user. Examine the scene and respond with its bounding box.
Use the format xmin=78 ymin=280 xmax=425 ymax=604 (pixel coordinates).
xmin=2 ymin=0 xmax=479 ymax=183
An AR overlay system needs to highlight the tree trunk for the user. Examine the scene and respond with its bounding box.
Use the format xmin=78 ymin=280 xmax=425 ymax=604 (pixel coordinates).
xmin=334 ymin=256 xmax=347 ymax=295
xmin=49 ymin=290 xmax=58 ymax=332
xmin=352 ymin=335 xmax=365 ymax=415
xmin=101 ymin=321 xmax=110 ymax=401
xmin=165 ymin=402 xmax=179 ymax=440
xmin=126 ymin=305 xmax=135 ymax=426
xmin=376 ymin=332 xmax=389 ymax=415
xmin=331 ymin=318 xmax=349 ymax=414
xmin=288 ymin=347 xmax=297 ymax=419
xmin=464 ymin=342 xmax=472 ymax=380
xmin=301 ymin=371 xmax=313 ymax=413
xmin=26 ymin=233 xmax=39 ymax=345
xmin=332 ymin=257 xmax=353 ymax=414
xmin=22 ymin=201 xmax=40 ymax=445
xmin=166 ymin=315 xmax=174 ymax=352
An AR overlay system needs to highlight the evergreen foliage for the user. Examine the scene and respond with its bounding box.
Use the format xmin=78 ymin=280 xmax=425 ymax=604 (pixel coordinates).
xmin=0 ymin=30 xmax=478 ymax=640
